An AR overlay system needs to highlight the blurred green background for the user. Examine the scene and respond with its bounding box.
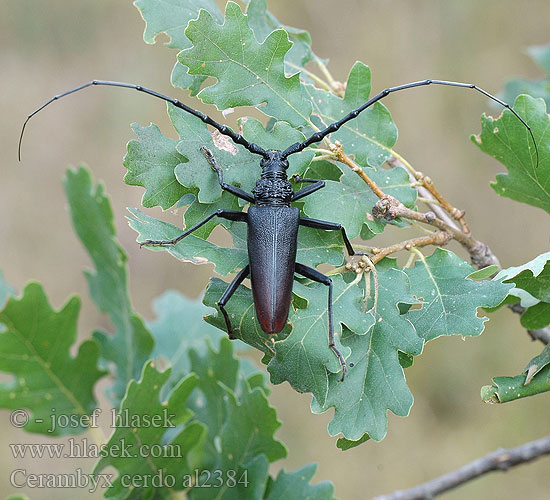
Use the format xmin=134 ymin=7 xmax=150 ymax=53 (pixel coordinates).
xmin=1 ymin=0 xmax=549 ymax=499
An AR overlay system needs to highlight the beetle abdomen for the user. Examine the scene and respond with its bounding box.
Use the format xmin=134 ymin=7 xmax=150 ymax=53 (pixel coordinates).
xmin=247 ymin=205 xmax=300 ymax=333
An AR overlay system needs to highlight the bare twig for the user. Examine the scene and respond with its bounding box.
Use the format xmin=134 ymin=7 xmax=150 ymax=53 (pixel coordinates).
xmin=329 ymin=142 xmax=501 ymax=269
xmin=372 ymin=435 xmax=550 ymax=500
xmin=369 ymin=232 xmax=452 ymax=265
xmin=388 ymin=156 xmax=461 ymax=231
xmin=413 ymin=171 xmax=470 ymax=234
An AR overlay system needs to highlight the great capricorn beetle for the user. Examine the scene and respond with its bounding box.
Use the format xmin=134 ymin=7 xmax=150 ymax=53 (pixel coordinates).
xmin=19 ymin=79 xmax=538 ymax=380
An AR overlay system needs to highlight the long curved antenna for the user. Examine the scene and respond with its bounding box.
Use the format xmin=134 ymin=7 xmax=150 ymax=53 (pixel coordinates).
xmin=282 ymin=79 xmax=539 ymax=168
xmin=18 ymin=80 xmax=269 ymax=161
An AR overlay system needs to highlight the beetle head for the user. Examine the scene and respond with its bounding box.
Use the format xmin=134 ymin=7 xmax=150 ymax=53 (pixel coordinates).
xmin=260 ymin=150 xmax=289 ymax=173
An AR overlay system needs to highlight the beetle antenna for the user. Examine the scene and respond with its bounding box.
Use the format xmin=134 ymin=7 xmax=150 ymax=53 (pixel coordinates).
xmin=18 ymin=80 xmax=269 ymax=161
xmin=282 ymin=79 xmax=539 ymax=168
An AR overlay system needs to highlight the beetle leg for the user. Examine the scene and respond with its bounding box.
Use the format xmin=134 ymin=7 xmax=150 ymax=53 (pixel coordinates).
xmin=299 ymin=217 xmax=366 ymax=257
xmin=218 ymin=265 xmax=250 ymax=340
xmin=201 ymin=147 xmax=256 ymax=203
xmin=140 ymin=209 xmax=247 ymax=247
xmin=291 ymin=178 xmax=325 ymax=202
xmin=295 ymin=262 xmax=346 ymax=382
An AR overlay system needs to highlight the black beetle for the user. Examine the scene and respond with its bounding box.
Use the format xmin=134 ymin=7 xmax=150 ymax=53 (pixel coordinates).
xmin=19 ymin=78 xmax=537 ymax=380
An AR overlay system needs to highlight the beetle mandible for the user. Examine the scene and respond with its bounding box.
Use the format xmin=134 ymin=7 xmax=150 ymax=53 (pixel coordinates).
xmin=19 ymin=78 xmax=538 ymax=381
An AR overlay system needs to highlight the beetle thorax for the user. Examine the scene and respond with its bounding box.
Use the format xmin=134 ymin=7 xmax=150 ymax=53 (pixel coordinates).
xmin=253 ymin=171 xmax=293 ymax=205
xmin=253 ymin=150 xmax=293 ymax=205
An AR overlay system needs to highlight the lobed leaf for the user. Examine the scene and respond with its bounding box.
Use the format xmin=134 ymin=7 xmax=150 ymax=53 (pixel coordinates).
xmin=520 ymin=302 xmax=550 ymax=329
xmin=404 ymin=249 xmax=513 ymax=342
xmin=204 ymin=264 xmax=425 ymax=442
xmin=498 ymin=252 xmax=550 ymax=302
xmin=482 ymin=364 xmax=550 ymax=403
xmin=134 ymin=0 xmax=223 ymax=94
xmin=336 ymin=434 xmax=370 ymax=451
xmin=244 ymin=0 xmax=315 ymax=74
xmin=94 ymin=363 xmax=206 ymax=499
xmin=148 ymin=290 xmax=229 ymax=395
xmin=135 ymin=0 xmax=222 ymax=48
xmin=178 ymin=2 xmax=312 ymax=127
xmin=305 ymin=62 xmax=397 ymax=168
xmin=0 ymin=283 xmax=105 ymax=436
xmin=524 ymin=345 xmax=550 ymax=385
xmin=496 ymin=252 xmax=550 ymax=329
xmin=186 ymin=339 xmax=287 ymax=500
xmin=265 ymin=464 xmax=337 ymax=500
xmin=123 ymin=122 xmax=188 ymax=210
xmin=312 ymin=261 xmax=423 ymax=441
xmin=473 ymin=95 xmax=550 ymax=214
xmin=64 ymin=167 xmax=154 ymax=404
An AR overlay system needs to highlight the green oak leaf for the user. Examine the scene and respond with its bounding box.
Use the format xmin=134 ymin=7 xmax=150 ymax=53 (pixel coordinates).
xmin=0 ymin=283 xmax=105 ymax=436
xmin=127 ymin=207 xmax=248 ymax=276
xmin=336 ymin=434 xmax=371 ymax=451
xmin=170 ymin=105 xmax=260 ymax=204
xmin=64 ymin=167 xmax=154 ymax=404
xmin=123 ymin=122 xmax=188 ymax=210
xmin=473 ymin=95 xmax=550 ymax=213
xmin=525 ymin=345 xmax=550 ymax=385
xmin=265 ymin=464 xmax=337 ymax=500
xmin=185 ymin=338 xmax=287 ymax=500
xmin=268 ymin=275 xmax=375 ymax=406
xmin=404 ymin=249 xmax=513 ymax=342
xmin=482 ymin=364 xmax=550 ymax=403
xmin=520 ymin=301 xmax=550 ymax=329
xmin=191 ymin=453 xmax=270 ymax=500
xmin=95 ymin=362 xmax=206 ymax=499
xmin=244 ymin=0 xmax=315 ymax=73
xmin=187 ymin=338 xmax=240 ymax=467
xmin=313 ymin=261 xmax=423 ymax=442
xmin=496 ymin=252 xmax=550 ymax=328
xmin=497 ymin=252 xmax=550 ymax=302
xmin=190 ymin=380 xmax=286 ymax=500
xmin=134 ymin=0 xmax=222 ymax=94
xmin=302 ymin=165 xmax=417 ymax=239
xmin=304 ymin=62 xmax=397 ymax=168
xmin=178 ymin=2 xmax=312 ymax=127
xmin=467 ymin=265 xmax=500 ymax=280
xmin=181 ymin=191 xmax=241 ymax=239
xmin=148 ymin=290 xmax=228 ymax=395
xmin=135 ymin=0 xmax=222 ymax=48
